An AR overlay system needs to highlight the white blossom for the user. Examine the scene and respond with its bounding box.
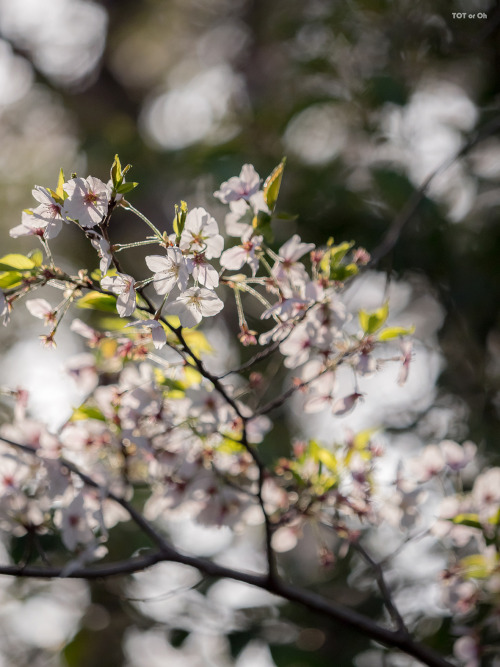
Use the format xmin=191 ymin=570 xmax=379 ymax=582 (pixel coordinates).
xmin=146 ymin=249 xmax=189 ymax=295
xmin=87 ymin=230 xmax=113 ymax=275
xmin=10 ymin=187 xmax=65 ymax=239
xmin=441 ymin=440 xmax=477 ymax=472
xmin=214 ymin=164 xmax=261 ymax=204
xmin=55 ymin=492 xmax=97 ymax=551
xmin=272 ymin=234 xmax=315 ymax=287
xmin=279 ymin=320 xmax=324 ymax=368
xmin=166 ymin=286 xmax=224 ymax=328
xmin=220 ymin=231 xmax=262 ymax=276
xmin=101 ymin=272 xmax=137 ymax=317
xmin=331 ymin=392 xmax=363 ymax=416
xmin=179 ymin=207 xmax=224 ymax=259
xmin=65 ymin=353 xmax=99 ymax=394
xmin=126 ymin=319 xmax=167 ymax=350
xmin=472 ymin=467 xmax=500 ymax=524
xmin=185 ymin=253 xmax=219 ymax=288
xmin=70 ymin=318 xmax=102 ymax=345
xmin=63 ymin=176 xmax=111 ymax=228
xmin=224 ymin=192 xmax=270 ymax=238
xmin=26 ymin=298 xmax=55 ymax=326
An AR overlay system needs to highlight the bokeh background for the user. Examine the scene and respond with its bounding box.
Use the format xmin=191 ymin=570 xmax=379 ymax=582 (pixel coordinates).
xmin=0 ymin=0 xmax=500 ymax=665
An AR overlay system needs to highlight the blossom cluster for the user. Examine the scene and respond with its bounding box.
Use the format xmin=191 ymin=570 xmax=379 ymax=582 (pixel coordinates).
xmin=404 ymin=442 xmax=500 ymax=663
xmin=0 ymin=157 xmax=412 ymax=556
xmin=0 ymin=156 xmax=492 ymax=664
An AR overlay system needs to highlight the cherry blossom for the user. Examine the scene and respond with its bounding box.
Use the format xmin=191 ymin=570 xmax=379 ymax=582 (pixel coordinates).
xmin=166 ymin=286 xmax=224 ymax=328
xmin=440 ymin=439 xmax=477 ymax=472
xmin=126 ymin=319 xmax=167 ymax=350
xmin=179 ymin=207 xmax=224 ymax=259
xmin=260 ymin=294 xmax=307 ymax=321
xmin=86 ymin=230 xmax=113 ymax=275
xmin=279 ymin=320 xmax=327 ymax=368
xmin=453 ymin=634 xmax=480 ymax=667
xmin=101 ymin=272 xmax=137 ymax=317
xmin=11 ymin=187 xmax=66 ymax=239
xmin=272 ymin=234 xmax=315 ymax=287
xmin=398 ymin=338 xmax=413 ymax=386
xmin=301 ymin=361 xmax=336 ymax=413
xmin=472 ymin=467 xmax=500 ymax=524
xmin=63 ymin=176 xmax=111 ymax=228
xmin=146 ymin=249 xmax=189 ymax=295
xmin=258 ymin=319 xmax=294 ymax=345
xmin=220 ymin=231 xmax=263 ymax=276
xmin=213 ymin=164 xmax=261 ymax=204
xmin=70 ymin=318 xmax=103 ymax=346
xmin=0 ymin=449 xmax=31 ymax=496
xmin=185 ymin=253 xmax=220 ymax=288
xmin=411 ymin=444 xmax=445 ymax=482
xmin=26 ymin=298 xmax=56 ymax=326
xmin=331 ymin=392 xmax=363 ymax=416
xmin=65 ymin=353 xmax=99 ymax=394
xmin=54 ymin=491 xmax=99 ymax=552
xmin=223 ymin=192 xmax=270 ymax=238
xmin=432 ymin=496 xmax=478 ymax=547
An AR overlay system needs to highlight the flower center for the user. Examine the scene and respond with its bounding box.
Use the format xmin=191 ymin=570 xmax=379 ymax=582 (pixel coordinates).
xmin=84 ymin=191 xmax=98 ymax=206
xmin=192 ymin=253 xmax=206 ymax=265
xmin=44 ymin=203 xmax=61 ymax=218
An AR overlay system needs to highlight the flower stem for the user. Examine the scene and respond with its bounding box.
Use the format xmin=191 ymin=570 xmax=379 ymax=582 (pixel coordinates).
xmin=114 ymin=239 xmax=161 ymax=252
xmin=124 ymin=203 xmax=164 ymax=241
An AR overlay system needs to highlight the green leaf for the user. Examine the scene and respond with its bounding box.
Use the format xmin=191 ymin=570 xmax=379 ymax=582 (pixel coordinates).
xmin=319 ymin=241 xmax=356 ymax=281
xmin=252 ymin=210 xmax=273 ymax=243
xmin=217 ymin=438 xmax=245 ymax=454
xmin=308 ymin=440 xmax=338 ymax=472
xmin=359 ymin=302 xmax=389 ymax=335
xmin=377 ymin=325 xmax=415 ymax=341
xmin=488 ymin=506 xmax=500 ymax=526
xmin=48 ymin=168 xmax=67 ymax=204
xmin=452 ymin=513 xmax=482 ymax=529
xmin=28 ymin=249 xmax=44 ymax=267
xmin=353 ymin=428 xmax=377 ymax=449
xmin=0 ymin=271 xmax=22 ymax=288
xmin=460 ymin=553 xmax=497 ymax=579
xmin=263 ymin=157 xmax=286 ymax=211
xmin=152 ymin=369 xmax=185 ymax=392
xmin=173 ymin=201 xmax=188 ymax=238
xmin=0 ymin=254 xmax=35 ymax=271
xmin=70 ymin=405 xmax=107 ymax=422
xmin=329 ymin=263 xmax=358 ymax=281
xmin=111 ymin=154 xmax=122 ymax=189
xmin=55 ymin=168 xmax=66 ymax=201
xmin=274 ymin=211 xmax=298 ymax=221
xmin=77 ymin=291 xmax=118 ymax=313
xmin=97 ymin=316 xmax=127 ymax=331
xmin=116 ymin=181 xmax=138 ymax=194
xmin=329 ymin=241 xmax=354 ymax=267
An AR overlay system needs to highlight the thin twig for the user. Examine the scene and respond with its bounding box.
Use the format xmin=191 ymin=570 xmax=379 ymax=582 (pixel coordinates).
xmin=369 ymin=115 xmax=500 ymax=266
xmin=218 ymin=339 xmax=282 ymax=379
xmin=352 ymin=541 xmax=408 ymax=634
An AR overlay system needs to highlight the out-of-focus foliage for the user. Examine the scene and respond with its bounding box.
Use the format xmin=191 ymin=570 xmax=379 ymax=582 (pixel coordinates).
xmin=0 ymin=0 xmax=500 ymax=665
